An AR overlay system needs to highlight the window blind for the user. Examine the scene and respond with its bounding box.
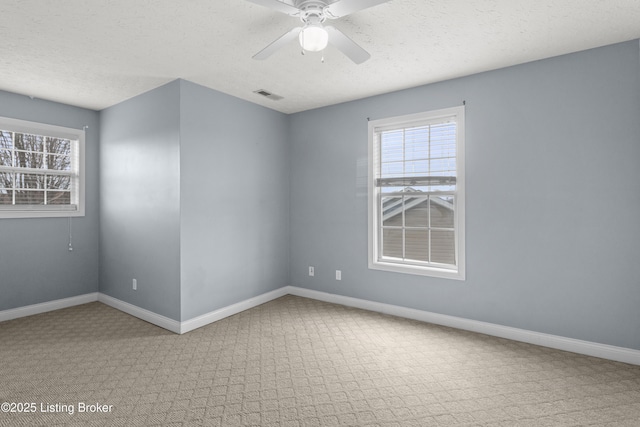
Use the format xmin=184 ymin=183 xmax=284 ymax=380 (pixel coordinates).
xmin=376 ymin=119 xmax=457 ymax=193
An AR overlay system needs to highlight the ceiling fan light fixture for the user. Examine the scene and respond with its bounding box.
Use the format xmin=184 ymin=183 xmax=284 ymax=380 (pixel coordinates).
xmin=299 ymin=25 xmax=328 ymax=52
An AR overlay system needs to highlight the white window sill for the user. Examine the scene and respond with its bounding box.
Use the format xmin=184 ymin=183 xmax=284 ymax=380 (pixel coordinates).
xmin=369 ymin=259 xmax=465 ymax=281
xmin=0 ymin=209 xmax=84 ymax=219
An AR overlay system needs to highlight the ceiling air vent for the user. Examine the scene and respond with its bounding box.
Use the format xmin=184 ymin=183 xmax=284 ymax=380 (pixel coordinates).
xmin=253 ymin=89 xmax=283 ymax=101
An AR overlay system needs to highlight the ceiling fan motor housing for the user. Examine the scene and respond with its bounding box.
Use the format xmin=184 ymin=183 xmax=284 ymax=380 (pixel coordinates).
xmin=249 ymin=0 xmax=383 ymax=64
xmin=296 ymin=0 xmax=330 ymax=24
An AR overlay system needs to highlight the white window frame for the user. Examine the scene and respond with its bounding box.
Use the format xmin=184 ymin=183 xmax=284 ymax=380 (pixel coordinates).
xmin=0 ymin=116 xmax=85 ymax=219
xmin=368 ymin=106 xmax=465 ymax=280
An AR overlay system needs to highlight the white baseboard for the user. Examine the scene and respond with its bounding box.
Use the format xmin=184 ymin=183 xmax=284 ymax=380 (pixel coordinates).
xmin=0 ymin=293 xmax=98 ymax=322
xmin=4 ymin=287 xmax=639 ymax=366
xmin=180 ymin=287 xmax=290 ymax=334
xmin=286 ymin=286 xmax=640 ymax=366
xmin=98 ymin=293 xmax=182 ymax=334
xmin=97 ymin=287 xmax=289 ymax=335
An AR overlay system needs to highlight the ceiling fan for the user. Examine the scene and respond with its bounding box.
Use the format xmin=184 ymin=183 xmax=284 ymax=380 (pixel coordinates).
xmin=246 ymin=0 xmax=390 ymax=64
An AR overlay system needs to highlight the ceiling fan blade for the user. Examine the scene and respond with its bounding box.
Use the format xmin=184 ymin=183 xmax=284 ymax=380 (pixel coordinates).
xmin=324 ymin=0 xmax=389 ymax=18
xmin=245 ymin=0 xmax=300 ymax=15
xmin=325 ymin=26 xmax=370 ymax=64
xmin=253 ymin=27 xmax=302 ymax=60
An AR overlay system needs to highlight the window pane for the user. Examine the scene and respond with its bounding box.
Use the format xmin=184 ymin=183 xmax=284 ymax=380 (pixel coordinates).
xmin=405 ymin=229 xmax=429 ymax=262
xmin=0 ymin=172 xmax=12 ymax=189
xmin=14 ymin=190 xmax=45 ymax=205
xmin=47 ymin=154 xmax=71 ymax=171
xmin=0 ymin=189 xmax=11 ymax=205
xmin=0 ymin=148 xmax=11 ymax=166
xmin=47 ymin=175 xmax=71 ymax=190
xmin=429 ymin=184 xmax=456 ymax=192
xmin=430 ymin=141 xmax=455 ymax=159
xmin=429 ymin=157 xmax=456 ymax=176
xmin=46 ymin=137 xmax=72 ymax=171
xmin=381 ymin=161 xmax=403 ymax=178
xmin=14 ymin=150 xmax=44 ymax=169
xmin=431 ymin=230 xmax=455 ymax=265
xmin=47 ymin=191 xmax=71 ymax=205
xmin=431 ymin=123 xmax=456 ymax=168
xmin=405 ymin=126 xmax=429 ymax=160
xmin=382 ymin=197 xmax=403 ymax=226
xmin=405 ymin=144 xmax=428 ymax=161
xmin=404 ymin=160 xmax=428 ymax=176
xmin=430 ymin=196 xmax=454 ymax=228
xmin=431 ymin=122 xmax=456 ymax=142
xmin=380 ymin=131 xmax=403 ymax=163
xmin=0 ymin=130 xmax=13 ymax=150
xmin=46 ymin=137 xmax=71 ymax=155
xmin=382 ymin=228 xmax=403 ymax=258
xmin=15 ymin=173 xmax=45 ymax=189
xmin=381 ymin=186 xmax=404 ymax=194
xmin=0 ymin=172 xmax=12 ymax=205
xmin=14 ymin=133 xmax=43 ymax=152
xmin=405 ymin=197 xmax=428 ymax=227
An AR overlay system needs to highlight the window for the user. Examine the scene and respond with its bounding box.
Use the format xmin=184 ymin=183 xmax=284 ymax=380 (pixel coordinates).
xmin=368 ymin=106 xmax=465 ymax=280
xmin=0 ymin=117 xmax=85 ymax=218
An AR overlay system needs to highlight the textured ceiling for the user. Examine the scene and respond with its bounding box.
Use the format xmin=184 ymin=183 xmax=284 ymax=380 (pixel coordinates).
xmin=1 ymin=0 xmax=639 ymax=114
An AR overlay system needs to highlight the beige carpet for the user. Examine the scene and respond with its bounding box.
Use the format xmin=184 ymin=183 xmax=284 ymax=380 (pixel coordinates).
xmin=1 ymin=295 xmax=639 ymax=426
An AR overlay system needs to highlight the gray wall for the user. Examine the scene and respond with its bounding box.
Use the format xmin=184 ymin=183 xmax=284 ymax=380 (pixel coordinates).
xmin=98 ymin=80 xmax=290 ymax=322
xmin=4 ymin=40 xmax=639 ymax=351
xmin=99 ymin=81 xmax=181 ymax=320
xmin=0 ymin=90 xmax=100 ymax=310
xmin=179 ymin=80 xmax=290 ymax=321
xmin=289 ymin=40 xmax=640 ymax=350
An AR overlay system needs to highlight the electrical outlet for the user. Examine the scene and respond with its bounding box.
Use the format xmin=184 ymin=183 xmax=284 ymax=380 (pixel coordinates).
xmin=309 ymin=266 xmax=315 ymax=277
xmin=336 ymin=270 xmax=341 ymax=281
xmin=132 ymin=278 xmax=137 ymax=290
